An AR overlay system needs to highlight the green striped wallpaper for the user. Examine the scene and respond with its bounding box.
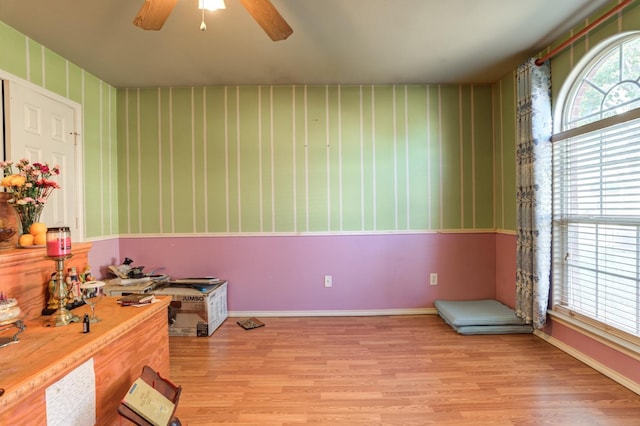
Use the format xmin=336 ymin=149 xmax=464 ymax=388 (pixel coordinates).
xmin=117 ymin=84 xmax=495 ymax=235
xmin=0 ymin=21 xmax=119 ymax=240
xmin=8 ymin=0 xmax=636 ymax=239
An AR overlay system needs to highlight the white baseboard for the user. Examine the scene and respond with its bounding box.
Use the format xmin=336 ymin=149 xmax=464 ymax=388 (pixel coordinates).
xmin=534 ymin=329 xmax=640 ymax=395
xmin=228 ymin=308 xmax=437 ymax=318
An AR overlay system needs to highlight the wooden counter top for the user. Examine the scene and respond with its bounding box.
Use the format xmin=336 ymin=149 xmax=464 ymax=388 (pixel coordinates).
xmin=0 ymin=296 xmax=170 ymax=424
xmin=0 ymin=242 xmax=90 ymax=265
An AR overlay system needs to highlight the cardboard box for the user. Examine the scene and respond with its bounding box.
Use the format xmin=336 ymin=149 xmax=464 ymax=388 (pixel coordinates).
xmin=154 ymin=281 xmax=228 ymax=337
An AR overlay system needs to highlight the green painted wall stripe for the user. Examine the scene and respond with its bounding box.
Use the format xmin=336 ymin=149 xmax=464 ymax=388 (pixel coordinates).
xmin=0 ymin=24 xmax=28 ymax=78
xmin=474 ymin=85 xmax=494 ymax=229
xmin=406 ymin=86 xmax=429 ymax=230
xmin=44 ymin=50 xmax=66 ymax=97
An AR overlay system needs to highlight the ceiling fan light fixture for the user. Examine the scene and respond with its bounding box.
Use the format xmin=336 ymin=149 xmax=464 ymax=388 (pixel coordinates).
xmin=198 ymin=0 xmax=226 ymax=11
xmin=198 ymin=0 xmax=224 ymax=31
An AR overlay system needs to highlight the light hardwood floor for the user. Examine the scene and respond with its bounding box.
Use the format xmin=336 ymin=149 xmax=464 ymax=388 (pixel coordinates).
xmin=168 ymin=315 xmax=640 ymax=425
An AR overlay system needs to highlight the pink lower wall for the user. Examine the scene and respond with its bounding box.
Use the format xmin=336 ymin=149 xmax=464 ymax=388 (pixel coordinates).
xmin=89 ymin=233 xmax=497 ymax=312
xmin=544 ymin=320 xmax=640 ymax=384
xmin=495 ymin=232 xmax=516 ymax=308
xmin=88 ymin=238 xmax=120 ymax=275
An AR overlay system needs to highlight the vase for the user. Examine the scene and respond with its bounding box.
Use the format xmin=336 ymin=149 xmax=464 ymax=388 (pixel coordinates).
xmin=12 ymin=203 xmax=44 ymax=237
xmin=0 ymin=193 xmax=19 ymax=249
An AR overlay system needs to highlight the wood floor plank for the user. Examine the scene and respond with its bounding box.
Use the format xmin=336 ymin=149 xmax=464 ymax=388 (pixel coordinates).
xmin=168 ymin=315 xmax=640 ymax=425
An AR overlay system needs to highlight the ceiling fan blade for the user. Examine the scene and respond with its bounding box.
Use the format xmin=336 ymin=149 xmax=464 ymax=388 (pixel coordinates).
xmin=238 ymin=0 xmax=293 ymax=41
xmin=133 ymin=0 xmax=179 ymax=31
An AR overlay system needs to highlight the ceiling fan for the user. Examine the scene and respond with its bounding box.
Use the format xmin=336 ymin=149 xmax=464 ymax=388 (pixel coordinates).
xmin=133 ymin=0 xmax=293 ymax=41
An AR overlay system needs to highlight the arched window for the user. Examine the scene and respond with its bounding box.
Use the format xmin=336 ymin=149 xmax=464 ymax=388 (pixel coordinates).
xmin=552 ymin=32 xmax=640 ymax=343
xmin=557 ymin=33 xmax=640 ymax=130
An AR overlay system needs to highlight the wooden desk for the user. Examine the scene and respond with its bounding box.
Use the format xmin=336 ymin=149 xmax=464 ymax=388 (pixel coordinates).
xmin=0 ymin=296 xmax=171 ymax=425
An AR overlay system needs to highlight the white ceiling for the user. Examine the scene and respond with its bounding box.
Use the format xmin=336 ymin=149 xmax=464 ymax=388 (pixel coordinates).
xmin=0 ymin=0 xmax=610 ymax=88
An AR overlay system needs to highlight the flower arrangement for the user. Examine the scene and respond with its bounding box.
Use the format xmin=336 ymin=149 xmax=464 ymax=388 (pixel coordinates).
xmin=0 ymin=159 xmax=60 ymax=235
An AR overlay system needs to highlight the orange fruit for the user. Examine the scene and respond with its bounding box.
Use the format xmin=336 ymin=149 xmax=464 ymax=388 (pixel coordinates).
xmin=29 ymin=222 xmax=47 ymax=236
xmin=34 ymin=232 xmax=47 ymax=246
xmin=19 ymin=234 xmax=34 ymax=246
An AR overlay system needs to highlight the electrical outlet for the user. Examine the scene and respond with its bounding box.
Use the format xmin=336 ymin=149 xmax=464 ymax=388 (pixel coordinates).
xmin=430 ymin=273 xmax=438 ymax=286
xmin=324 ymin=275 xmax=332 ymax=287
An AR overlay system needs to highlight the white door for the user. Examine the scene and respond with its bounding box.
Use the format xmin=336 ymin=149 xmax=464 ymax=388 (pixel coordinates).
xmin=3 ymin=80 xmax=81 ymax=240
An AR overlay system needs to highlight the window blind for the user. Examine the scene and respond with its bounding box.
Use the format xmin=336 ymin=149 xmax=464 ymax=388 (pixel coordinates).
xmin=552 ymin=115 xmax=640 ymax=338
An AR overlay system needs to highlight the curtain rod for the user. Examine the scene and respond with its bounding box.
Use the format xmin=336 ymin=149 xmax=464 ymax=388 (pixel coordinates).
xmin=535 ymin=0 xmax=634 ymax=66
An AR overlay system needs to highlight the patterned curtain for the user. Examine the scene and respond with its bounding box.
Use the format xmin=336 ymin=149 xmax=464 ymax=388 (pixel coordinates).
xmin=515 ymin=58 xmax=552 ymax=329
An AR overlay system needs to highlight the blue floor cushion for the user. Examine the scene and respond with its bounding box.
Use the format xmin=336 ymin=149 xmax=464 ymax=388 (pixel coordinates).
xmin=434 ymin=299 xmax=534 ymax=335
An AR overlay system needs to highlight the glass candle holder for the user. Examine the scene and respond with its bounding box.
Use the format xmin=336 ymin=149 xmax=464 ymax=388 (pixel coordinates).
xmin=46 ymin=227 xmax=71 ymax=257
